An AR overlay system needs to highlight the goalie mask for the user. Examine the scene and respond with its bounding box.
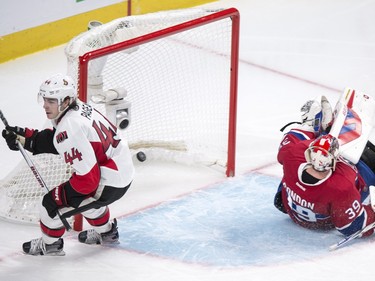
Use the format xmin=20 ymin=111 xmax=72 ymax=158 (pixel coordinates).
xmin=305 ymin=135 xmax=339 ymax=172
xmin=38 ymin=73 xmax=77 ymax=108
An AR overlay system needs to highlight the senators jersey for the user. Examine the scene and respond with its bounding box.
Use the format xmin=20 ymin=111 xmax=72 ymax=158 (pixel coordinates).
xmin=32 ymin=101 xmax=134 ymax=197
xmin=278 ymin=128 xmax=375 ymax=237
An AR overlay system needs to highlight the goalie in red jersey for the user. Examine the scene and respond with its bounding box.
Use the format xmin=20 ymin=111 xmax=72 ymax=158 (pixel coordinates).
xmin=2 ymin=73 xmax=135 ymax=256
xmin=275 ymin=93 xmax=375 ymax=238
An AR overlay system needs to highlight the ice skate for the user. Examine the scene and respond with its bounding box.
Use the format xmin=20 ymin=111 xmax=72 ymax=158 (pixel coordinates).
xmin=22 ymin=237 xmax=65 ymax=256
xmin=78 ymin=219 xmax=119 ymax=245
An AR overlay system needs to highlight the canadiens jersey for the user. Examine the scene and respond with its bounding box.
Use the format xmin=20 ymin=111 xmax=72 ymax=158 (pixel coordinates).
xmin=51 ymin=101 xmax=134 ymax=195
xmin=278 ymin=128 xmax=375 ymax=237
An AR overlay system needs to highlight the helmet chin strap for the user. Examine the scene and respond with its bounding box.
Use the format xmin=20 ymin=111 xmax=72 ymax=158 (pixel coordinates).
xmin=52 ymin=99 xmax=71 ymax=125
xmin=58 ymin=103 xmax=68 ymax=113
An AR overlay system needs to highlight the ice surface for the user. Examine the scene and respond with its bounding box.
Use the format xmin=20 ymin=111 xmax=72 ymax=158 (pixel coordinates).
xmin=1 ymin=0 xmax=375 ymax=280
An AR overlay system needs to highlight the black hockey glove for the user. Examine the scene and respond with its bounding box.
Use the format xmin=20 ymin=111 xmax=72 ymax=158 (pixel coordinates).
xmin=42 ymin=183 xmax=69 ymax=219
xmin=3 ymin=125 xmax=38 ymax=152
xmin=2 ymin=129 xmax=19 ymax=151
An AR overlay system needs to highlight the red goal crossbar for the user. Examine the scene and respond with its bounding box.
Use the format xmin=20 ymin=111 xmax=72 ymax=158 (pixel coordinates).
xmin=78 ymin=8 xmax=239 ymax=177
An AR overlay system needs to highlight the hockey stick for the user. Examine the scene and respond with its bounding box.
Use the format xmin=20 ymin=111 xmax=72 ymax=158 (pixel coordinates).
xmin=328 ymin=88 xmax=354 ymax=139
xmin=328 ymin=88 xmax=375 ymax=250
xmin=0 ymin=110 xmax=72 ymax=231
xmin=329 ymin=221 xmax=375 ymax=251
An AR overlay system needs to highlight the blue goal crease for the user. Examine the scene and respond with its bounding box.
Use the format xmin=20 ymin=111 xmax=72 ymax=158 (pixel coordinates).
xmin=116 ymin=173 xmax=344 ymax=267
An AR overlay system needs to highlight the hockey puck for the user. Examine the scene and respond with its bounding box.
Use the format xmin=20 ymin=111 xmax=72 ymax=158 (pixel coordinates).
xmin=136 ymin=151 xmax=146 ymax=162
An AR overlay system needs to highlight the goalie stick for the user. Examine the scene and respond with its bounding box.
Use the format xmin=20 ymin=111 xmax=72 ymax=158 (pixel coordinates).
xmin=327 ymin=89 xmax=362 ymax=250
xmin=0 ymin=110 xmax=72 ymax=231
xmin=328 ymin=88 xmax=375 ymax=250
xmin=329 ymin=221 xmax=375 ymax=251
xmin=328 ymin=87 xmax=355 ymax=140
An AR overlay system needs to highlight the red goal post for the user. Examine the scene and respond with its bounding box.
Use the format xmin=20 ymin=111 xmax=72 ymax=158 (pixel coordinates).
xmin=73 ymin=7 xmax=239 ymax=177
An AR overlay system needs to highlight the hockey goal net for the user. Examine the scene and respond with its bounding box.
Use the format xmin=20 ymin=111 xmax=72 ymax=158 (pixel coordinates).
xmin=0 ymin=8 xmax=239 ymax=230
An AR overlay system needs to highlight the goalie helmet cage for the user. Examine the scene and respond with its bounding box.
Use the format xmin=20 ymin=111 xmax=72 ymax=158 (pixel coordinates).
xmin=0 ymin=7 xmax=239 ymax=231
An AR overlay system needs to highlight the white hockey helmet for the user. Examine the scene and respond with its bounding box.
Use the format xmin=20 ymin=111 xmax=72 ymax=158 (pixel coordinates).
xmin=38 ymin=73 xmax=77 ymax=107
xmin=300 ymin=95 xmax=333 ymax=136
xmin=304 ymin=134 xmax=340 ymax=172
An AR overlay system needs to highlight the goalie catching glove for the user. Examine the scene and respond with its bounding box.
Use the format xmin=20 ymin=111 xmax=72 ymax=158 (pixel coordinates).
xmin=279 ymin=95 xmax=333 ymax=135
xmin=300 ymin=95 xmax=333 ymax=136
xmin=1 ymin=125 xmax=37 ymax=152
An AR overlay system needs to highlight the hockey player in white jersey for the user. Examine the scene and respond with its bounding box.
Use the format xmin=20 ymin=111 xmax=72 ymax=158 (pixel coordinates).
xmin=2 ymin=73 xmax=135 ymax=256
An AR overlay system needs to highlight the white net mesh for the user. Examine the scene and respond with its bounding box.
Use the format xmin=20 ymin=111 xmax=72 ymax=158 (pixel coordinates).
xmin=0 ymin=154 xmax=73 ymax=224
xmin=67 ymin=8 xmax=235 ymax=169
xmin=0 ymin=8 xmax=238 ymax=225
